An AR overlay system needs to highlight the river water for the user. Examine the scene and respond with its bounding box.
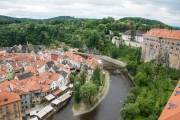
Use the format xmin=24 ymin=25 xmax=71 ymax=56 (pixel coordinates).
xmin=52 ymin=58 xmax=133 ymax=120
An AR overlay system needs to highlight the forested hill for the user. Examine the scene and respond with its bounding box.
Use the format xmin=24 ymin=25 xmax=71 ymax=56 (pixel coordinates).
xmin=0 ymin=15 xmax=76 ymax=24
xmin=120 ymin=17 xmax=173 ymax=29
xmin=0 ymin=15 xmax=177 ymax=49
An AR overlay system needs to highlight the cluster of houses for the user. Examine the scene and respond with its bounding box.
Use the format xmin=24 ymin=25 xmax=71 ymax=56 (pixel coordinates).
xmin=110 ymin=30 xmax=146 ymax=48
xmin=0 ymin=44 xmax=102 ymax=120
xmin=122 ymin=30 xmax=146 ymax=43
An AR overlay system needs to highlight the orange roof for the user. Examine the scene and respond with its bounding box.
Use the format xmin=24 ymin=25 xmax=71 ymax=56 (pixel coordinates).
xmin=10 ymin=83 xmax=29 ymax=95
xmin=0 ymin=79 xmax=17 ymax=91
xmin=52 ymin=89 xmax=62 ymax=96
xmin=159 ymin=81 xmax=180 ymax=120
xmin=9 ymin=61 xmax=23 ymax=71
xmin=86 ymin=54 xmax=102 ymax=69
xmin=144 ymin=28 xmax=180 ymax=40
xmin=39 ymin=71 xmax=60 ymax=81
xmin=25 ymin=66 xmax=39 ymax=76
xmin=0 ymin=70 xmax=5 ymax=75
xmin=25 ymin=80 xmax=41 ymax=91
xmin=0 ymin=91 xmax=20 ymax=106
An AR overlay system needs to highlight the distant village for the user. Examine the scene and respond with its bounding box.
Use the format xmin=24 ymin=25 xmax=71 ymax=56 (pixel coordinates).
xmin=0 ymin=43 xmax=102 ymax=120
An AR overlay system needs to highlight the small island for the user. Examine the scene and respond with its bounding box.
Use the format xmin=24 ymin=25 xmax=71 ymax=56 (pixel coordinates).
xmin=72 ymin=60 xmax=110 ymax=116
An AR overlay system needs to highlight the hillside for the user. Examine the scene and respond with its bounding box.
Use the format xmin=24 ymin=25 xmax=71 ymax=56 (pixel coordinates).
xmin=0 ymin=15 xmax=177 ymax=49
xmin=120 ymin=17 xmax=173 ymax=29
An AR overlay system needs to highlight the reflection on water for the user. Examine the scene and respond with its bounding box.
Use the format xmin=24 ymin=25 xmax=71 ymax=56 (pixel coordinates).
xmin=52 ymin=58 xmax=133 ymax=120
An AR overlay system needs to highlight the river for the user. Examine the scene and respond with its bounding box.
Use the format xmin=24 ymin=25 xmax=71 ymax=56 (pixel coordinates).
xmin=52 ymin=58 xmax=133 ymax=120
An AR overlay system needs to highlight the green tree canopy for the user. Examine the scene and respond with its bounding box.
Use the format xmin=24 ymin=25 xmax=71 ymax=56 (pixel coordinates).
xmin=134 ymin=72 xmax=148 ymax=86
xmin=80 ymin=82 xmax=98 ymax=104
xmin=120 ymin=103 xmax=140 ymax=119
xmin=77 ymin=71 xmax=86 ymax=86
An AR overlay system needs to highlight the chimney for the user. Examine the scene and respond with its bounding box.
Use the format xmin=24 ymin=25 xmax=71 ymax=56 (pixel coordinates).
xmin=37 ymin=65 xmax=39 ymax=68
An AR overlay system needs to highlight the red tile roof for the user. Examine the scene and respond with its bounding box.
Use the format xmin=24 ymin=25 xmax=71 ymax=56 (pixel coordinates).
xmin=144 ymin=28 xmax=180 ymax=40
xmin=0 ymin=91 xmax=20 ymax=106
xmin=9 ymin=61 xmax=23 ymax=71
xmin=159 ymin=81 xmax=180 ymax=120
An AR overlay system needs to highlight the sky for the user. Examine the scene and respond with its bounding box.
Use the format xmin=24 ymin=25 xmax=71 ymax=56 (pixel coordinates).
xmin=0 ymin=0 xmax=180 ymax=26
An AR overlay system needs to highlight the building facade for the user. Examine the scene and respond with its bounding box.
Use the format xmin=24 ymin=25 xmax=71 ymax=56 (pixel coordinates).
xmin=122 ymin=30 xmax=146 ymax=43
xmin=0 ymin=91 xmax=22 ymax=120
xmin=141 ymin=28 xmax=180 ymax=68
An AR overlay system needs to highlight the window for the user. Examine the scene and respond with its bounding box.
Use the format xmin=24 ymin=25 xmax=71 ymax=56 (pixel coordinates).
xmin=175 ymin=53 xmax=178 ymax=56
xmin=14 ymin=108 xmax=17 ymax=112
xmin=24 ymin=95 xmax=26 ymax=98
xmin=25 ymin=101 xmax=27 ymax=103
xmin=0 ymin=107 xmax=2 ymax=110
xmin=172 ymin=42 xmax=174 ymax=45
xmin=7 ymin=116 xmax=10 ymax=120
xmin=6 ymin=110 xmax=10 ymax=114
xmin=13 ymin=103 xmax=16 ymax=106
xmin=5 ymin=105 xmax=8 ymax=109
xmin=26 ymin=106 xmax=28 ymax=109
xmin=21 ymin=102 xmax=23 ymax=104
xmin=176 ymin=48 xmax=179 ymax=50
xmin=171 ymin=46 xmax=173 ymax=49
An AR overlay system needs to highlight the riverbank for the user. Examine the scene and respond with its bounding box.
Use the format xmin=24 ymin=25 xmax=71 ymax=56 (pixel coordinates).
xmin=72 ymin=70 xmax=110 ymax=116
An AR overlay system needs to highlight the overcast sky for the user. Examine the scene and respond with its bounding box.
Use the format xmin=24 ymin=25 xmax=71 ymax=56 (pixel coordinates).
xmin=0 ymin=0 xmax=180 ymax=26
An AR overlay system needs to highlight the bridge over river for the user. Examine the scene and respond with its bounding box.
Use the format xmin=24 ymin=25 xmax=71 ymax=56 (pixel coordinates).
xmin=52 ymin=54 xmax=133 ymax=120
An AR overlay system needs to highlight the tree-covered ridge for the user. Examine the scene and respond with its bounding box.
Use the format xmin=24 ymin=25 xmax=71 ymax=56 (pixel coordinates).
xmin=0 ymin=15 xmax=176 ymax=49
xmin=120 ymin=17 xmax=173 ymax=29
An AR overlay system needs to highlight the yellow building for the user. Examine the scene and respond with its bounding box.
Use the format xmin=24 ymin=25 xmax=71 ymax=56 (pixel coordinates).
xmin=0 ymin=91 xmax=22 ymax=120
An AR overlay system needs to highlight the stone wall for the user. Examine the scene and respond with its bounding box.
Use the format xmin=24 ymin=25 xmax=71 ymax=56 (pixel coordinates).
xmin=141 ymin=36 xmax=180 ymax=69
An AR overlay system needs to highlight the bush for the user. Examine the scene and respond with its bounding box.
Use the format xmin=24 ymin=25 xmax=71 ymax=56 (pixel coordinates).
xmin=70 ymin=73 xmax=75 ymax=84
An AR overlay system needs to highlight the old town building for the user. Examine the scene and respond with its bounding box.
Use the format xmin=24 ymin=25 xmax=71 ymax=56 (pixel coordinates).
xmin=141 ymin=28 xmax=180 ymax=69
xmin=0 ymin=91 xmax=22 ymax=120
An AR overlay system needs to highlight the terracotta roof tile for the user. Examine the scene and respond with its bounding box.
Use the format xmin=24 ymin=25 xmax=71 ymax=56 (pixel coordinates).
xmin=144 ymin=28 xmax=180 ymax=40
xmin=0 ymin=91 xmax=20 ymax=106
xmin=159 ymin=81 xmax=180 ymax=120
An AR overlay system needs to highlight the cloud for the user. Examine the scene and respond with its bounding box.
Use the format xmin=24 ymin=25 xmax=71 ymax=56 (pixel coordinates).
xmin=0 ymin=0 xmax=180 ymax=26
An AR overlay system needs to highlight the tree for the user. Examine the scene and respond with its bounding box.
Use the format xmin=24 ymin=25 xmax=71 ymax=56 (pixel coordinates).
xmin=134 ymin=72 xmax=148 ymax=86
xmin=130 ymin=86 xmax=141 ymax=96
xmin=120 ymin=103 xmax=140 ymax=119
xmin=80 ymin=83 xmax=98 ymax=104
xmin=131 ymin=28 xmax=136 ymax=41
xmin=77 ymin=71 xmax=86 ymax=86
xmin=111 ymin=47 xmax=119 ymax=59
xmin=126 ymin=61 xmax=137 ymax=75
xmin=91 ymin=66 xmax=102 ymax=89
xmin=70 ymin=73 xmax=75 ymax=84
xmin=87 ymin=31 xmax=100 ymax=49
xmin=138 ymin=99 xmax=154 ymax=116
xmin=125 ymin=93 xmax=137 ymax=104
xmin=74 ymin=84 xmax=81 ymax=103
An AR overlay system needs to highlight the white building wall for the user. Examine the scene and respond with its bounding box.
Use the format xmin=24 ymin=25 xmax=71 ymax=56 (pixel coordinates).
xmin=122 ymin=35 xmax=131 ymax=41
xmin=37 ymin=65 xmax=45 ymax=74
xmin=135 ymin=36 xmax=143 ymax=43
